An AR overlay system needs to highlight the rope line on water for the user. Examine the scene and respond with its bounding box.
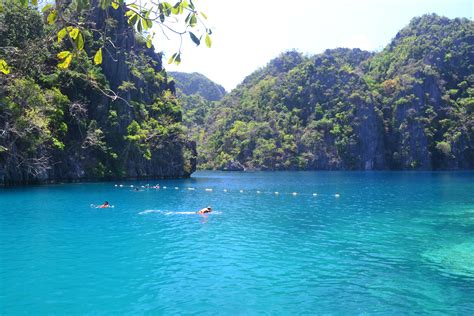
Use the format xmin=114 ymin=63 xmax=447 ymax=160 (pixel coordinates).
xmin=114 ymin=184 xmax=341 ymax=197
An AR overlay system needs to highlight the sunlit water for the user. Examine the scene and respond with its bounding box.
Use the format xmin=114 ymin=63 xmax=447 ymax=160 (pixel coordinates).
xmin=1 ymin=171 xmax=473 ymax=314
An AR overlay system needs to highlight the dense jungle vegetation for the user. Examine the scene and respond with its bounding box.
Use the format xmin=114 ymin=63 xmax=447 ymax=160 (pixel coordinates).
xmin=0 ymin=2 xmax=198 ymax=184
xmin=180 ymin=15 xmax=473 ymax=170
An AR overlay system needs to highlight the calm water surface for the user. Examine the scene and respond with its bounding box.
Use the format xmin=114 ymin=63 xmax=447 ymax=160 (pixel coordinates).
xmin=1 ymin=171 xmax=474 ymax=314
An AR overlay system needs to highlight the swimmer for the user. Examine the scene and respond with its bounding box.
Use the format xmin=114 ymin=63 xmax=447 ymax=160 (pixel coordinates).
xmin=99 ymin=201 xmax=110 ymax=208
xmin=196 ymin=206 xmax=212 ymax=214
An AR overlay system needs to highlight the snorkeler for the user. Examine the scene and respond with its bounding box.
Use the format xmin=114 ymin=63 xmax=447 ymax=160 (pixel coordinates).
xmin=99 ymin=201 xmax=110 ymax=208
xmin=196 ymin=206 xmax=212 ymax=214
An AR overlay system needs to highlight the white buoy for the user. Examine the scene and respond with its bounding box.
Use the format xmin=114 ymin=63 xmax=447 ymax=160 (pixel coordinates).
xmin=188 ymin=187 xmax=195 ymax=191
xmin=292 ymin=192 xmax=297 ymax=196
xmin=275 ymin=191 xmax=279 ymax=195
xmin=130 ymin=185 xmax=134 ymax=188
xmin=114 ymin=184 xmax=118 ymax=187
xmin=240 ymin=190 xmax=244 ymax=193
xmin=163 ymin=186 xmax=167 ymax=189
xmin=205 ymin=188 xmax=213 ymax=192
xmin=312 ymin=193 xmax=317 ymax=196
xmin=335 ymin=193 xmax=340 ymax=198
xmin=119 ymin=184 xmax=123 ymax=187
xmin=256 ymin=190 xmax=261 ymax=194
xmin=223 ymin=189 xmax=228 ymax=192
xmin=175 ymin=187 xmax=179 ymax=190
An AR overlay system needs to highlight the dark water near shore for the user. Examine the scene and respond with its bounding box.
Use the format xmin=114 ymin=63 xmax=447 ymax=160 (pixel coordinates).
xmin=1 ymin=171 xmax=473 ymax=314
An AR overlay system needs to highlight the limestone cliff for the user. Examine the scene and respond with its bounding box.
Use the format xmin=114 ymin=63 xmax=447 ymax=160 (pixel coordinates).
xmin=0 ymin=3 xmax=195 ymax=185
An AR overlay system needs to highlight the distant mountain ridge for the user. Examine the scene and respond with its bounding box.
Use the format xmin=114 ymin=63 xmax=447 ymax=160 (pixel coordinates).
xmin=169 ymin=72 xmax=226 ymax=101
xmin=192 ymin=14 xmax=473 ymax=171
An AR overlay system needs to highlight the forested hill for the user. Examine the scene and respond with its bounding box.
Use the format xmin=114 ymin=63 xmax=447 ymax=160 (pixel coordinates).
xmin=196 ymin=14 xmax=473 ymax=171
xmin=0 ymin=3 xmax=195 ymax=185
xmin=169 ymin=72 xmax=226 ymax=101
xmin=168 ymin=71 xmax=226 ymax=152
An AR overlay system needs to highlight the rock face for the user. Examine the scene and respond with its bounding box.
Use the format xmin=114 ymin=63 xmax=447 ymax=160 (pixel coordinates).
xmin=0 ymin=3 xmax=195 ymax=185
xmin=222 ymin=160 xmax=245 ymax=171
xmin=195 ymin=15 xmax=473 ymax=171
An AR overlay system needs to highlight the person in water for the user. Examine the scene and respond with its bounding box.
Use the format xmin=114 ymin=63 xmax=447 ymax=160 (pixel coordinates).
xmin=196 ymin=206 xmax=212 ymax=214
xmin=99 ymin=201 xmax=110 ymax=208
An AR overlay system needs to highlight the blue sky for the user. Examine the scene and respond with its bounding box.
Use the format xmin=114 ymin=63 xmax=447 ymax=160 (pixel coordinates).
xmin=159 ymin=0 xmax=473 ymax=91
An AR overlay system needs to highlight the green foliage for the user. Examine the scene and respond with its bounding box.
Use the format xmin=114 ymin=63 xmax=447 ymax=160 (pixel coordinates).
xmin=0 ymin=59 xmax=9 ymax=74
xmin=436 ymin=141 xmax=451 ymax=156
xmin=188 ymin=15 xmax=473 ymax=171
xmin=1 ymin=0 xmax=212 ymax=72
xmin=170 ymin=72 xmax=226 ymax=101
xmin=0 ymin=3 xmax=194 ymax=184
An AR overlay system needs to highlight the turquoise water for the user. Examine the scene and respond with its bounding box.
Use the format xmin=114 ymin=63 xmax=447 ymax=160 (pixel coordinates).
xmin=1 ymin=171 xmax=474 ymax=315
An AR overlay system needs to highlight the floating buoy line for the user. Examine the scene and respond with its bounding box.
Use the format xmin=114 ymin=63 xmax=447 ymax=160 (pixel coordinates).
xmin=114 ymin=184 xmax=342 ymax=197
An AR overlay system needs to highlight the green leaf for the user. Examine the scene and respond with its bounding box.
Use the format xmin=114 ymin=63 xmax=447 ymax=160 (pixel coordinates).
xmin=173 ymin=2 xmax=181 ymax=14
xmin=128 ymin=13 xmax=138 ymax=26
xmin=111 ymin=1 xmax=119 ymax=9
xmin=31 ymin=0 xmax=38 ymax=6
xmin=76 ymin=33 xmax=84 ymax=50
xmin=189 ymin=32 xmax=200 ymax=46
xmin=146 ymin=37 xmax=152 ymax=49
xmin=168 ymin=52 xmax=177 ymax=64
xmin=189 ymin=13 xmax=197 ymax=27
xmin=0 ymin=59 xmax=10 ymax=75
xmin=69 ymin=28 xmax=79 ymax=40
xmin=58 ymin=53 xmax=73 ymax=69
xmin=57 ymin=28 xmax=67 ymax=43
xmin=94 ymin=48 xmax=103 ymax=65
xmin=137 ymin=18 xmax=142 ymax=32
xmin=57 ymin=51 xmax=71 ymax=59
xmin=174 ymin=53 xmax=181 ymax=65
xmin=185 ymin=12 xmax=191 ymax=24
xmin=42 ymin=3 xmax=53 ymax=12
xmin=142 ymin=18 xmax=152 ymax=30
xmin=146 ymin=19 xmax=152 ymax=28
xmin=47 ymin=10 xmax=57 ymax=25
xmin=162 ymin=2 xmax=172 ymax=15
xmin=205 ymin=33 xmax=212 ymax=48
xmin=170 ymin=5 xmax=179 ymax=14
xmin=200 ymin=11 xmax=208 ymax=19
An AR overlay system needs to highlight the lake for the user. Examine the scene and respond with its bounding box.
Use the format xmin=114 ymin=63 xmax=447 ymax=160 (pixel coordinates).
xmin=1 ymin=171 xmax=473 ymax=314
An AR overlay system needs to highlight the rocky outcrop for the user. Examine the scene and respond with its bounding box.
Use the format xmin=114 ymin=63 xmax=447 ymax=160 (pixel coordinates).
xmin=195 ymin=15 xmax=473 ymax=171
xmin=222 ymin=160 xmax=245 ymax=171
xmin=0 ymin=3 xmax=195 ymax=185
